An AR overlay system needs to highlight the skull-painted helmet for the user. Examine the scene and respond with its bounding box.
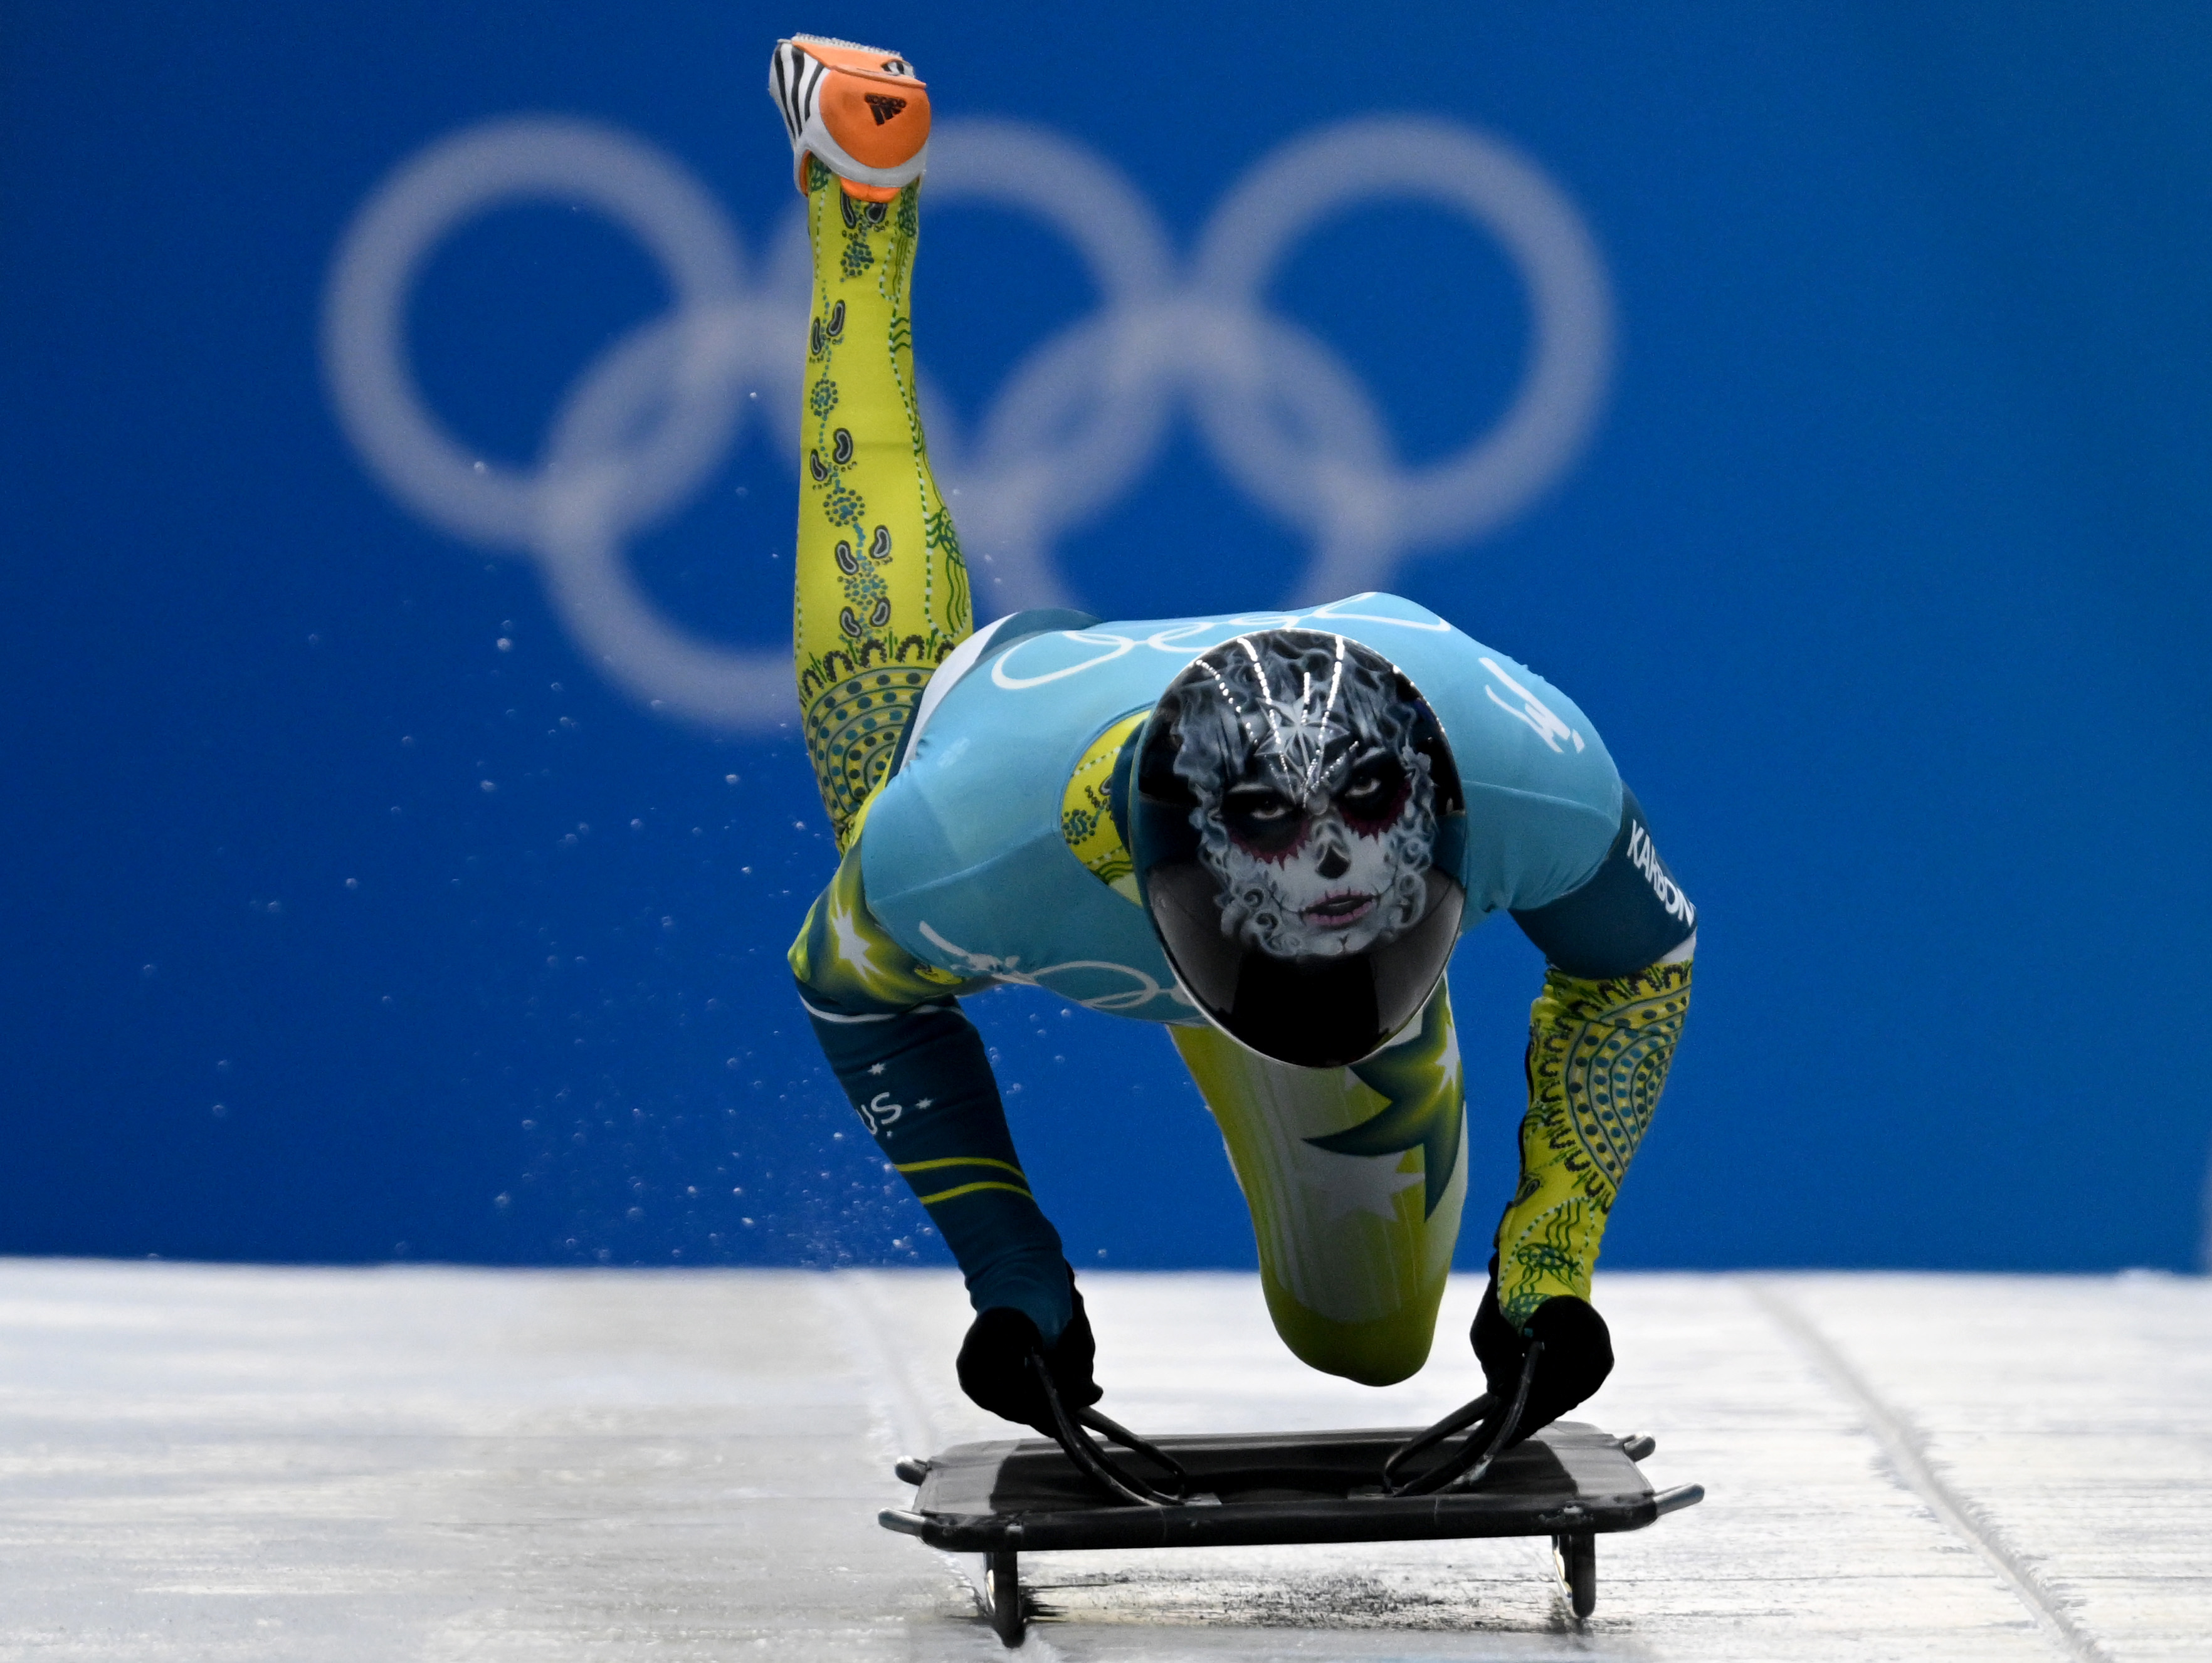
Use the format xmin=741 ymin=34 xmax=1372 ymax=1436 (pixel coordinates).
xmin=1132 ymin=629 xmax=1466 ymax=1068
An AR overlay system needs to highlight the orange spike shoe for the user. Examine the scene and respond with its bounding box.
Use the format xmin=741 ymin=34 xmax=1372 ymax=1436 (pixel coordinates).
xmin=767 ymin=34 xmax=930 ymax=203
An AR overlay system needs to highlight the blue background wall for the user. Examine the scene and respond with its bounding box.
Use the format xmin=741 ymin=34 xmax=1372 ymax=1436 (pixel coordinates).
xmin=4 ymin=3 xmax=2208 ymax=1274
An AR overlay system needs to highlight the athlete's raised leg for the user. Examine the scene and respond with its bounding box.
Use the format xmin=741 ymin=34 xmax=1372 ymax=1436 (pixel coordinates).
xmin=1174 ymin=979 xmax=1468 ymax=1387
xmin=770 ymin=37 xmax=969 ymax=847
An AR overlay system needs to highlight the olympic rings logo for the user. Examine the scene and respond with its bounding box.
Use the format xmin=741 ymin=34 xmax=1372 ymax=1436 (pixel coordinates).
xmin=322 ymin=115 xmax=1612 ymax=732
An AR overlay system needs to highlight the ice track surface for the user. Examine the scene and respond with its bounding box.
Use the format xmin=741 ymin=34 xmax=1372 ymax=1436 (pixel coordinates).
xmin=0 ymin=1264 xmax=2206 ymax=1659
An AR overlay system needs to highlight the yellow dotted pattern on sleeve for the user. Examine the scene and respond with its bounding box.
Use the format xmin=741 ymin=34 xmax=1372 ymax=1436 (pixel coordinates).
xmin=1059 ymin=710 xmax=1148 ymax=905
xmin=1493 ymin=958 xmax=1692 ymax=1326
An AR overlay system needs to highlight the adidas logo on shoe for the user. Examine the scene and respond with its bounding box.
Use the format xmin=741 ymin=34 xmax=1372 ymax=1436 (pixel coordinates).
xmin=767 ymin=35 xmax=931 ymax=201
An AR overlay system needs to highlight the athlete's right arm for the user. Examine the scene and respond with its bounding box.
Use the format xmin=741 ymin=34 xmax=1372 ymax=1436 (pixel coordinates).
xmin=790 ymin=834 xmax=1098 ymax=1419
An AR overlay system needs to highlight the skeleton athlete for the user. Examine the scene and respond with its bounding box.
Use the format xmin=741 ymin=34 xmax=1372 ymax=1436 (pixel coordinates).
xmin=769 ymin=36 xmax=1696 ymax=1441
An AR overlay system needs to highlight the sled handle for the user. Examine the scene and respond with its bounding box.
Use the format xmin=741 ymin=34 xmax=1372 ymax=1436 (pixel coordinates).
xmin=1077 ymin=1402 xmax=1193 ymax=1493
xmin=1030 ymin=1353 xmax=1186 ymax=1508
xmin=1381 ymin=1391 xmax=1495 ymax=1490
xmin=1384 ymin=1340 xmax=1544 ymax=1497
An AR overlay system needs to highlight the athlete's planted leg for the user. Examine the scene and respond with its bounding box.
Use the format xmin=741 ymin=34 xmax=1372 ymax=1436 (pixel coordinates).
xmin=1174 ymin=979 xmax=1468 ymax=1387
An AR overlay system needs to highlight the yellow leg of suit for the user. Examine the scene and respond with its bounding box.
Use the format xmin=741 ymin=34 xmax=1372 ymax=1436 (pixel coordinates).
xmin=793 ymin=161 xmax=971 ymax=851
xmin=1172 ymin=980 xmax=1468 ymax=1386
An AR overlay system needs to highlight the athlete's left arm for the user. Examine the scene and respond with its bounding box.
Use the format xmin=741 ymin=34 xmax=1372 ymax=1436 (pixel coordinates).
xmin=1478 ymin=787 xmax=1697 ymax=1434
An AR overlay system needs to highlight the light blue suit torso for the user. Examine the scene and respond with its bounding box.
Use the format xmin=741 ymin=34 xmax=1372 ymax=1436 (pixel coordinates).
xmin=858 ymin=594 xmax=1623 ymax=1022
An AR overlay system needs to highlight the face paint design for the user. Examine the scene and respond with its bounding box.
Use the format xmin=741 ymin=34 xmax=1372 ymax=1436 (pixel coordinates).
xmin=1165 ymin=632 xmax=1438 ymax=958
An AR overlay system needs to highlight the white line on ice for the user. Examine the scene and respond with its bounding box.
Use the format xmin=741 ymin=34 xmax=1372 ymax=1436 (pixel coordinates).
xmin=1747 ymin=1277 xmax=2110 ymax=1663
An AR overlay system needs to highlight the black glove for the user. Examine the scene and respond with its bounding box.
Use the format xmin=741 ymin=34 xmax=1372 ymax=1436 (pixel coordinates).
xmin=1472 ymin=1266 xmax=1613 ymax=1445
xmin=956 ymin=1283 xmax=1102 ymax=1437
